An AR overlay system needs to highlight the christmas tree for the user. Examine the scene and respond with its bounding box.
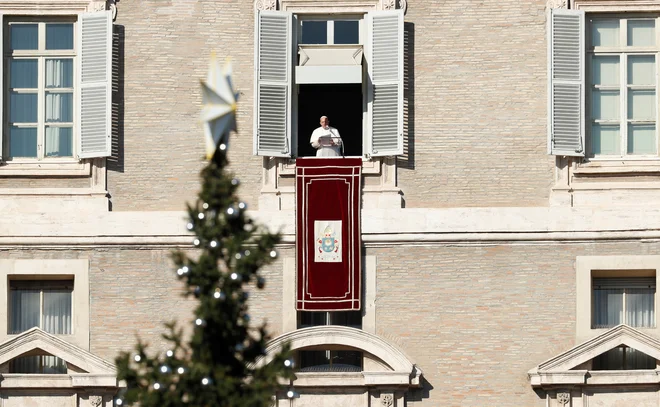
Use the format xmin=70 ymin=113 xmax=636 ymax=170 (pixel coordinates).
xmin=115 ymin=58 xmax=294 ymax=406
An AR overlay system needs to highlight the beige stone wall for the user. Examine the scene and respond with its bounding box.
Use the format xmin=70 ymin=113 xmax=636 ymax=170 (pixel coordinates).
xmin=108 ymin=0 xmax=555 ymax=211
xmin=370 ymin=241 xmax=660 ymax=407
xmin=109 ymin=0 xmax=261 ymax=211
xmin=0 ymin=248 xmax=285 ymax=363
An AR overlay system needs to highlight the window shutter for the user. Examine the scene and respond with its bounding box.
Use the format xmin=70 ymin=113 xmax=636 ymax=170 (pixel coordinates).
xmin=367 ymin=10 xmax=404 ymax=157
xmin=254 ymin=11 xmax=293 ymax=157
xmin=548 ymin=9 xmax=585 ymax=157
xmin=77 ymin=10 xmax=112 ymax=159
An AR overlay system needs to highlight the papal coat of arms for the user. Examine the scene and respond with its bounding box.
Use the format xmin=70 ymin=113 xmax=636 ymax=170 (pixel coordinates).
xmin=314 ymin=220 xmax=342 ymax=262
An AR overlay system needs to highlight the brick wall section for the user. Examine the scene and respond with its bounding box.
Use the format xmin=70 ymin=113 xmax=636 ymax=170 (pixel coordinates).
xmin=109 ymin=0 xmax=556 ymax=211
xmin=369 ymin=242 xmax=660 ymax=407
xmin=397 ymin=0 xmax=554 ymax=207
xmin=109 ymin=0 xmax=262 ymax=211
xmin=0 ymin=247 xmax=285 ymax=363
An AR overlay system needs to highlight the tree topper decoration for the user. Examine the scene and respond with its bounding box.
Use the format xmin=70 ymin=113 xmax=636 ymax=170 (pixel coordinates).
xmin=200 ymin=54 xmax=238 ymax=160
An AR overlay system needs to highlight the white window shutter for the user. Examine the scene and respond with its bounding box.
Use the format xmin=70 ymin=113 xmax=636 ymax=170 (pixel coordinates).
xmin=77 ymin=10 xmax=112 ymax=159
xmin=367 ymin=10 xmax=404 ymax=157
xmin=548 ymin=8 xmax=585 ymax=157
xmin=253 ymin=11 xmax=293 ymax=157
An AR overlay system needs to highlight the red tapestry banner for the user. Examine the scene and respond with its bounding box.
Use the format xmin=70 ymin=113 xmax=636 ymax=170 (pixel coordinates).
xmin=296 ymin=158 xmax=362 ymax=311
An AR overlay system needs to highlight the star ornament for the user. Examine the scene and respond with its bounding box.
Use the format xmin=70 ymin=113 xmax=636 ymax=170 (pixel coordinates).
xmin=200 ymin=55 xmax=239 ymax=160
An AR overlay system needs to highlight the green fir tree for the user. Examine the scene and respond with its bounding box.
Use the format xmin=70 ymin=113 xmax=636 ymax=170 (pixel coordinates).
xmin=115 ymin=135 xmax=294 ymax=406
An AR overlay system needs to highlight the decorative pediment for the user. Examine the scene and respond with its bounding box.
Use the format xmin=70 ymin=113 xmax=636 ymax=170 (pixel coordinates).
xmin=529 ymin=325 xmax=660 ymax=387
xmin=0 ymin=328 xmax=116 ymax=376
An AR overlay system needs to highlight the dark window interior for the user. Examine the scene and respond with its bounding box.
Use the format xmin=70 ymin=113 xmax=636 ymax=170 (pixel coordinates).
xmin=334 ymin=21 xmax=359 ymax=44
xmin=301 ymin=21 xmax=327 ymax=44
xmin=298 ymin=310 xmax=362 ymax=329
xmin=297 ymin=84 xmax=363 ymax=157
xmin=592 ymin=346 xmax=657 ymax=370
xmin=299 ymin=350 xmax=363 ymax=372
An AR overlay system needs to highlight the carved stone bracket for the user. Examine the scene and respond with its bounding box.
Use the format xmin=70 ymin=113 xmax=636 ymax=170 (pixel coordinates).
xmin=381 ymin=394 xmax=393 ymax=407
xmin=557 ymin=391 xmax=570 ymax=406
xmin=90 ymin=395 xmax=103 ymax=407
xmin=381 ymin=0 xmax=407 ymax=13
xmin=255 ymin=0 xmax=277 ymax=11
xmin=546 ymin=0 xmax=567 ymax=9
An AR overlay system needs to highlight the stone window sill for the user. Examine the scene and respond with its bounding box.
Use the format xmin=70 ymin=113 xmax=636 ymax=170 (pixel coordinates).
xmin=0 ymin=160 xmax=90 ymax=176
xmin=574 ymin=159 xmax=660 ymax=175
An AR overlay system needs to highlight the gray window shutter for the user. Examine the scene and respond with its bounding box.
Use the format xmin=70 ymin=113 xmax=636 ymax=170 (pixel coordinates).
xmin=77 ymin=10 xmax=112 ymax=159
xmin=253 ymin=11 xmax=293 ymax=157
xmin=548 ymin=8 xmax=585 ymax=157
xmin=367 ymin=10 xmax=404 ymax=157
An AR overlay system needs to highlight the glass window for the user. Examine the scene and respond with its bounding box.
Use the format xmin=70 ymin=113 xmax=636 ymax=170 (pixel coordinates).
xmin=592 ymin=346 xmax=657 ymax=370
xmin=6 ymin=20 xmax=76 ymax=160
xmin=589 ymin=17 xmax=658 ymax=157
xmin=334 ymin=20 xmax=360 ymax=44
xmin=301 ymin=21 xmax=327 ymax=44
xmin=9 ymin=280 xmax=73 ymax=335
xmin=10 ymin=355 xmax=67 ymax=374
xmin=298 ymin=311 xmax=362 ymax=329
xmin=299 ymin=350 xmax=362 ymax=372
xmin=592 ymin=277 xmax=655 ymax=329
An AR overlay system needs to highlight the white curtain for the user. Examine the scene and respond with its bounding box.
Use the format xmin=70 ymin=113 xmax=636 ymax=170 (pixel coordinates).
xmin=626 ymin=288 xmax=655 ymax=328
xmin=43 ymin=290 xmax=72 ymax=335
xmin=10 ymin=290 xmax=40 ymax=334
xmin=45 ymin=59 xmax=73 ymax=157
xmin=593 ymin=288 xmax=623 ymax=328
xmin=11 ymin=355 xmax=67 ymax=374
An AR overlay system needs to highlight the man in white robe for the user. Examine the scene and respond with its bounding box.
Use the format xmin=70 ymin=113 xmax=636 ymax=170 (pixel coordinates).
xmin=310 ymin=116 xmax=343 ymax=157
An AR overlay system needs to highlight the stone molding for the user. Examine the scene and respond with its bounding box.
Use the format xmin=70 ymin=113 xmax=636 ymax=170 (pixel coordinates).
xmin=0 ymin=328 xmax=116 ymax=376
xmin=529 ymin=325 xmax=660 ymax=387
xmin=571 ymin=0 xmax=660 ymax=12
xmin=257 ymin=326 xmax=422 ymax=387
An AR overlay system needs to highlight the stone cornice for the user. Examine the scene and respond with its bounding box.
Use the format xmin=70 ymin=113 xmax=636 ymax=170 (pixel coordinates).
xmin=3 ymin=208 xmax=660 ymax=246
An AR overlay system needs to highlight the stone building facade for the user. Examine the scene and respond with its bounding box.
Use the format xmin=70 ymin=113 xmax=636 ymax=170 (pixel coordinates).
xmin=1 ymin=0 xmax=660 ymax=406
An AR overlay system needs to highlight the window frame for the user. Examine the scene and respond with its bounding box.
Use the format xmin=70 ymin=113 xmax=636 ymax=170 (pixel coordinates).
xmin=591 ymin=276 xmax=656 ymax=329
xmin=4 ymin=16 xmax=78 ymax=162
xmin=576 ymin=256 xmax=660 ymax=341
xmin=8 ymin=279 xmax=73 ymax=335
xmin=297 ymin=14 xmax=365 ymax=45
xmin=0 ymin=259 xmax=89 ymax=350
xmin=586 ymin=14 xmax=660 ymax=159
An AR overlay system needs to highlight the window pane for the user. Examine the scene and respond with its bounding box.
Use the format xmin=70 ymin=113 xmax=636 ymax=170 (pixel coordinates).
xmin=10 ymin=92 xmax=38 ymax=123
xmin=628 ymin=55 xmax=656 ymax=86
xmin=331 ymin=350 xmax=362 ymax=371
xmin=593 ymin=347 xmax=625 ymax=370
xmin=628 ymin=20 xmax=656 ymax=47
xmin=625 ymin=348 xmax=657 ymax=369
xmin=9 ymin=127 xmax=38 ymax=158
xmin=592 ymin=125 xmax=621 ymax=155
xmin=334 ymin=20 xmax=360 ymax=44
xmin=593 ymin=288 xmax=623 ymax=327
xmin=42 ymin=356 xmax=67 ymax=374
xmin=43 ymin=290 xmax=72 ymax=334
xmin=330 ymin=311 xmax=362 ymax=328
xmin=298 ymin=311 xmax=327 ymax=327
xmin=46 ymin=23 xmax=74 ymax=50
xmin=10 ymin=355 xmax=67 ymax=374
xmin=46 ymin=59 xmax=74 ymax=88
xmin=591 ymin=19 xmax=620 ymax=47
xmin=10 ymin=289 xmax=40 ymax=334
xmin=46 ymin=92 xmax=73 ymax=122
xmin=10 ymin=59 xmax=38 ymax=89
xmin=299 ymin=350 xmax=329 ymax=371
xmin=10 ymin=24 xmax=38 ymax=50
xmin=301 ymin=21 xmax=327 ymax=44
xmin=45 ymin=127 xmax=74 ymax=157
xmin=592 ymin=90 xmax=620 ymax=120
xmin=626 ymin=288 xmax=656 ymax=327
xmin=628 ymin=90 xmax=656 ymax=120
xmin=628 ymin=124 xmax=657 ymax=155
xmin=592 ymin=56 xmax=620 ymax=86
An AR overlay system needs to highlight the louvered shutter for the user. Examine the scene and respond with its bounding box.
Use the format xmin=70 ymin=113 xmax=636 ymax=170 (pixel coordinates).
xmin=548 ymin=9 xmax=585 ymax=157
xmin=367 ymin=10 xmax=404 ymax=157
xmin=77 ymin=10 xmax=112 ymax=159
xmin=254 ymin=11 xmax=293 ymax=157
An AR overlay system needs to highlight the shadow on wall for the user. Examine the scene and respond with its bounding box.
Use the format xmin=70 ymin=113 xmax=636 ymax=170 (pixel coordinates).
xmin=405 ymin=376 xmax=433 ymax=403
xmin=398 ymin=22 xmax=415 ymax=171
xmin=107 ymin=24 xmax=125 ymax=173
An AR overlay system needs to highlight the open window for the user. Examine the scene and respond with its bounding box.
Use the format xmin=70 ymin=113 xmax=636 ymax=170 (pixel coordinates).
xmin=1 ymin=11 xmax=113 ymax=163
xmin=253 ymin=9 xmax=403 ymax=158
